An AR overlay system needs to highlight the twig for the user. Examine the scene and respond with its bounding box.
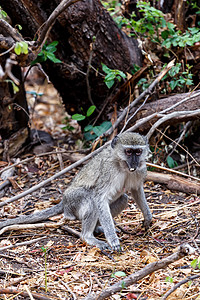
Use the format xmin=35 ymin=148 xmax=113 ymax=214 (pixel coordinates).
xmin=154 ymin=128 xmax=200 ymax=167
xmin=0 ymin=287 xmax=52 ymax=300
xmin=60 ymin=280 xmax=77 ymax=300
xmin=0 ymin=236 xmax=46 ymax=251
xmin=24 ymin=285 xmax=34 ymax=300
xmin=35 ymin=0 xmax=82 ymax=50
xmin=84 ymin=244 xmax=195 ymax=300
xmin=162 ymin=274 xmax=200 ymax=300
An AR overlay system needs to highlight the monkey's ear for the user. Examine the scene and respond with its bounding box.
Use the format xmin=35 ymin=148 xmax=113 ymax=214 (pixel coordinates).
xmin=111 ymin=135 xmax=119 ymax=148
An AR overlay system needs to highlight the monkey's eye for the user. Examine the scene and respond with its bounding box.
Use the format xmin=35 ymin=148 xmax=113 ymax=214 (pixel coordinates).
xmin=135 ymin=149 xmax=142 ymax=156
xmin=125 ymin=149 xmax=133 ymax=156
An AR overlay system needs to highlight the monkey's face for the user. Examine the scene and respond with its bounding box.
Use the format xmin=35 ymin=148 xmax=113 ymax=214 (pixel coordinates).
xmin=124 ymin=147 xmax=143 ymax=172
xmin=111 ymin=132 xmax=148 ymax=173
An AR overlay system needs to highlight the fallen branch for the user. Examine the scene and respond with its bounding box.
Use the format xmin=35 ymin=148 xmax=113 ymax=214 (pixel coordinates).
xmin=0 ymin=236 xmax=46 ymax=251
xmin=84 ymin=244 xmax=195 ymax=300
xmin=162 ymin=274 xmax=200 ymax=300
xmin=146 ymin=171 xmax=200 ymax=194
xmin=0 ymin=222 xmax=64 ymax=236
xmin=0 ymin=287 xmax=52 ymax=300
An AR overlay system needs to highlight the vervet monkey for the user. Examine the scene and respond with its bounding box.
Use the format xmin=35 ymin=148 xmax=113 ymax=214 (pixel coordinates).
xmin=0 ymin=132 xmax=152 ymax=251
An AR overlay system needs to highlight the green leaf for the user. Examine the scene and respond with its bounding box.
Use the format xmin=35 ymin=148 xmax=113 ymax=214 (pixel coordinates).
xmin=72 ymin=114 xmax=86 ymax=121
xmin=112 ymin=271 xmax=126 ymax=278
xmin=191 ymin=258 xmax=198 ymax=269
xmin=102 ymin=63 xmax=111 ymax=74
xmin=93 ymin=121 xmax=112 ymax=137
xmin=165 ymin=276 xmax=173 ymax=283
xmin=84 ymin=131 xmax=97 ymax=141
xmin=86 ymin=105 xmax=96 ymax=117
xmin=105 ymin=79 xmax=115 ymax=89
xmin=84 ymin=125 xmax=94 ymax=132
xmin=167 ymin=156 xmax=177 ymax=168
xmin=14 ymin=42 xmax=22 ymax=55
xmin=46 ymin=52 xmax=61 ymax=63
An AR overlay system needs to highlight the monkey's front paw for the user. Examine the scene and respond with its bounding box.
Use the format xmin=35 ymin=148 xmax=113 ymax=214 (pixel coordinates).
xmin=110 ymin=239 xmax=123 ymax=252
xmin=143 ymin=217 xmax=152 ymax=229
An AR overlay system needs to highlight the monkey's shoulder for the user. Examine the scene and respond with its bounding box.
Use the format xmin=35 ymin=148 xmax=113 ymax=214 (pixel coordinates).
xmin=72 ymin=146 xmax=112 ymax=188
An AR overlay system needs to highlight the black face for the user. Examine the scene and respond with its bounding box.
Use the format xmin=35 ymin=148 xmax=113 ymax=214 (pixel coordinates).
xmin=125 ymin=148 xmax=143 ymax=172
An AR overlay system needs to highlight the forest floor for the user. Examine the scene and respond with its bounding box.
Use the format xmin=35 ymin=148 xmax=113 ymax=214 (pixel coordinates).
xmin=0 ymin=82 xmax=199 ymax=300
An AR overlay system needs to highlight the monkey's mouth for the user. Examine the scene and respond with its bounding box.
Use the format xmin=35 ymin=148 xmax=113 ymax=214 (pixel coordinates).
xmin=129 ymin=168 xmax=136 ymax=172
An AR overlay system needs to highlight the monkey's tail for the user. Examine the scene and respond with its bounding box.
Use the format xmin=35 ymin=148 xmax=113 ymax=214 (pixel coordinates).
xmin=0 ymin=200 xmax=64 ymax=229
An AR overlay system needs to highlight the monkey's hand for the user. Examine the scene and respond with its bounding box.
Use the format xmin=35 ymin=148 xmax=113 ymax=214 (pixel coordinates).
xmin=143 ymin=214 xmax=152 ymax=230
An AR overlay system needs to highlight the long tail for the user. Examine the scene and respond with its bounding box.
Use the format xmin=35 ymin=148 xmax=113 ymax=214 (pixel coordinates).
xmin=0 ymin=200 xmax=64 ymax=229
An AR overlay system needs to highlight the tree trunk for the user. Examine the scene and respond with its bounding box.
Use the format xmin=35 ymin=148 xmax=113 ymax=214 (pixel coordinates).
xmin=1 ymin=0 xmax=142 ymax=115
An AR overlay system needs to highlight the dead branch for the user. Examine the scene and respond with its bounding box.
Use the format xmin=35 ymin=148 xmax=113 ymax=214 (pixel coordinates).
xmin=84 ymin=244 xmax=195 ymax=300
xmin=162 ymin=274 xmax=200 ymax=300
xmin=0 ymin=236 xmax=46 ymax=251
xmin=0 ymin=287 xmax=52 ymax=300
xmin=146 ymin=171 xmax=200 ymax=194
xmin=0 ymin=222 xmax=64 ymax=236
xmin=146 ymin=109 xmax=200 ymax=139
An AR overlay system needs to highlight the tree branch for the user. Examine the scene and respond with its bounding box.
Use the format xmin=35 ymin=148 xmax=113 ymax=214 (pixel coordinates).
xmin=162 ymin=274 xmax=200 ymax=300
xmin=146 ymin=109 xmax=200 ymax=139
xmin=84 ymin=244 xmax=195 ymax=300
xmin=35 ymin=0 xmax=82 ymax=50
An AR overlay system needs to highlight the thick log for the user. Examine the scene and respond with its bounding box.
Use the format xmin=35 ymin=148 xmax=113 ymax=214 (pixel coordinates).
xmin=146 ymin=171 xmax=200 ymax=195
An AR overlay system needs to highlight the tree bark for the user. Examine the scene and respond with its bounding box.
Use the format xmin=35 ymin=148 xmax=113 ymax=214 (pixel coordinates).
xmin=1 ymin=0 xmax=142 ymax=115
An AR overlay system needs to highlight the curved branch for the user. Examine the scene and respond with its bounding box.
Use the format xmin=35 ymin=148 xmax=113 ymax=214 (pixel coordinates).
xmin=146 ymin=109 xmax=200 ymax=139
xmin=35 ymin=0 xmax=82 ymax=50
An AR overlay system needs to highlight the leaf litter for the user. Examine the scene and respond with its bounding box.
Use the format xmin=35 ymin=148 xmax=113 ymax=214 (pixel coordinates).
xmin=0 ymin=83 xmax=199 ymax=299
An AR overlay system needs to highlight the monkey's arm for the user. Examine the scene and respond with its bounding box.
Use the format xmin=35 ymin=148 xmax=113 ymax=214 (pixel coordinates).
xmin=97 ymin=200 xmax=121 ymax=251
xmin=0 ymin=201 xmax=64 ymax=229
xmin=131 ymin=186 xmax=152 ymax=229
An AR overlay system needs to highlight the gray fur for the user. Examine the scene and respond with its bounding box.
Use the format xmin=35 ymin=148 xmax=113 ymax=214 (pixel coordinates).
xmin=0 ymin=132 xmax=152 ymax=251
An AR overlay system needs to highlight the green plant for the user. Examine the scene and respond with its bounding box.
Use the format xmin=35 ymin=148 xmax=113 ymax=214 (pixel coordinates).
xmin=5 ymin=79 xmax=19 ymax=94
xmin=0 ymin=7 xmax=7 ymax=19
xmin=165 ymin=276 xmax=174 ymax=283
xmin=31 ymin=41 xmax=62 ymax=65
xmin=41 ymin=246 xmax=48 ymax=292
xmin=102 ymin=63 xmax=126 ymax=88
xmin=166 ymin=155 xmax=178 ymax=169
xmin=14 ymin=41 xmax=29 ymax=55
xmin=84 ymin=121 xmax=112 ymax=141
xmin=191 ymin=257 xmax=200 ymax=269
xmin=111 ymin=271 xmax=126 ymax=278
xmin=72 ymin=105 xmax=96 ymax=121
